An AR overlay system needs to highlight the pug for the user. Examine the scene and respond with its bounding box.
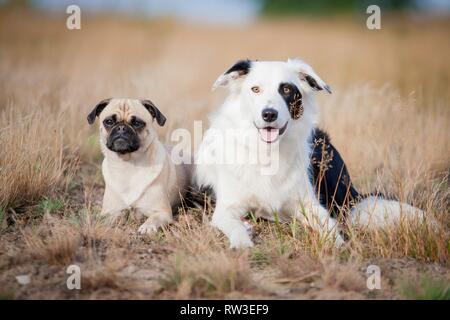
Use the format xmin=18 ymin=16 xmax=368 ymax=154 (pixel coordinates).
xmin=87 ymin=98 xmax=191 ymax=234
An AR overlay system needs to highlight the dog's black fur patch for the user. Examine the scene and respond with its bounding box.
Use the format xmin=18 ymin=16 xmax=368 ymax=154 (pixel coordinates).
xmin=304 ymin=75 xmax=324 ymax=91
xmin=141 ymin=100 xmax=166 ymax=127
xmin=184 ymin=185 xmax=216 ymax=212
xmin=278 ymin=82 xmax=303 ymax=119
xmin=309 ymin=128 xmax=361 ymax=218
xmin=224 ymin=59 xmax=252 ymax=76
xmin=87 ymin=98 xmax=112 ymax=125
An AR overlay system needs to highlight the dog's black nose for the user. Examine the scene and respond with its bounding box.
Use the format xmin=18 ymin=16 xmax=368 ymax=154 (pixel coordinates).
xmin=262 ymin=108 xmax=278 ymax=123
xmin=116 ymin=125 xmax=127 ymax=133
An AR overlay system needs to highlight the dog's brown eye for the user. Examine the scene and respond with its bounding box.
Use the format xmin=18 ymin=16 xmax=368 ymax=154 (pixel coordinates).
xmin=251 ymin=86 xmax=261 ymax=93
xmin=283 ymin=86 xmax=291 ymax=94
xmin=103 ymin=118 xmax=114 ymax=127
xmin=131 ymin=118 xmax=145 ymax=129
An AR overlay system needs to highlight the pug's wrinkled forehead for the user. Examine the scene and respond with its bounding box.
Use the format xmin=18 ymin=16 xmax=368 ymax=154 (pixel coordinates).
xmin=100 ymin=99 xmax=150 ymax=122
xmin=87 ymin=98 xmax=166 ymax=127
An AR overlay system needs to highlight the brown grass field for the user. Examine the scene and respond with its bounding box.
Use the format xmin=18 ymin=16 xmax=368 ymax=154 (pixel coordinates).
xmin=0 ymin=8 xmax=449 ymax=299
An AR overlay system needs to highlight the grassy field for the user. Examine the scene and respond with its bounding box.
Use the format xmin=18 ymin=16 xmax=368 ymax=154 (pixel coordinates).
xmin=0 ymin=8 xmax=449 ymax=299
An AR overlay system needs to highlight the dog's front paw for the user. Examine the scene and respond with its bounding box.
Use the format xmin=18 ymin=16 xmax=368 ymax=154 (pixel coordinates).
xmin=138 ymin=221 xmax=158 ymax=235
xmin=229 ymin=232 xmax=254 ymax=249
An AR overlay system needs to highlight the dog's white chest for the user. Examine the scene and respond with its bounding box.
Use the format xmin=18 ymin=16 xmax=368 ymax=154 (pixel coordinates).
xmin=102 ymin=158 xmax=162 ymax=206
xmin=224 ymin=161 xmax=308 ymax=218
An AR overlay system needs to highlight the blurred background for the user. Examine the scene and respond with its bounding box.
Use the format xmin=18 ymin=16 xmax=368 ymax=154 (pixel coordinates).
xmin=8 ymin=0 xmax=450 ymax=23
xmin=0 ymin=0 xmax=449 ymax=210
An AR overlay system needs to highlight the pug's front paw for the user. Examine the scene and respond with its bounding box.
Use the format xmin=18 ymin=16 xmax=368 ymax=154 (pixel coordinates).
xmin=138 ymin=221 xmax=159 ymax=235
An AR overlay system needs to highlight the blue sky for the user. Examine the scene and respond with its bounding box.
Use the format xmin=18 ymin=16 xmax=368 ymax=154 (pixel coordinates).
xmin=30 ymin=0 xmax=263 ymax=25
xmin=2 ymin=0 xmax=448 ymax=25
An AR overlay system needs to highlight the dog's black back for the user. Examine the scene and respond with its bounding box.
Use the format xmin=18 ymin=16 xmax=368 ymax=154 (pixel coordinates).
xmin=309 ymin=128 xmax=360 ymax=218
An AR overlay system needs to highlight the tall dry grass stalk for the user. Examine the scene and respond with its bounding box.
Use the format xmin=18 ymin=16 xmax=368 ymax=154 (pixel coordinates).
xmin=160 ymin=214 xmax=254 ymax=298
xmin=0 ymin=111 xmax=76 ymax=211
xmin=22 ymin=213 xmax=79 ymax=266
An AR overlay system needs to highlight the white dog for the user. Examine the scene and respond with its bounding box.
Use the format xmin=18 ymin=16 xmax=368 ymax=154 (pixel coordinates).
xmin=194 ymin=59 xmax=424 ymax=249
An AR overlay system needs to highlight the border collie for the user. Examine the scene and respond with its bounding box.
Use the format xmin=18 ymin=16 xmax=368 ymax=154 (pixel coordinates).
xmin=194 ymin=59 xmax=424 ymax=248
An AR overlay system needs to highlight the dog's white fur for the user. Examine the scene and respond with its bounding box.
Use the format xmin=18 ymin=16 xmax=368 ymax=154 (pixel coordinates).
xmin=196 ymin=59 xmax=343 ymax=248
xmin=350 ymin=196 xmax=424 ymax=229
xmin=195 ymin=59 xmax=425 ymax=249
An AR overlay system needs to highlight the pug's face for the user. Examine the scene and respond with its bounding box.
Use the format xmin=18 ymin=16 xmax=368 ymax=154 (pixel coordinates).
xmin=87 ymin=98 xmax=166 ymax=155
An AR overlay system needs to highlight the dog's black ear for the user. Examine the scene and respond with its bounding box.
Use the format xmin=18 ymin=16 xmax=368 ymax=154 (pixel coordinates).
xmin=87 ymin=98 xmax=112 ymax=125
xmin=141 ymin=100 xmax=166 ymax=127
xmin=212 ymin=59 xmax=252 ymax=90
xmin=287 ymin=59 xmax=332 ymax=94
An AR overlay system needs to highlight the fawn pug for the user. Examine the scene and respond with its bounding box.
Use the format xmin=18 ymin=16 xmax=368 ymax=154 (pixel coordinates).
xmin=87 ymin=98 xmax=190 ymax=233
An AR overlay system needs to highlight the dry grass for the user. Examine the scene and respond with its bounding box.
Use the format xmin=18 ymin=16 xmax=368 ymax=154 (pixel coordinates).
xmin=0 ymin=8 xmax=449 ymax=299
xmin=22 ymin=213 xmax=79 ymax=266
xmin=398 ymin=273 xmax=450 ymax=300
xmin=0 ymin=112 xmax=76 ymax=211
xmin=159 ymin=214 xmax=254 ymax=298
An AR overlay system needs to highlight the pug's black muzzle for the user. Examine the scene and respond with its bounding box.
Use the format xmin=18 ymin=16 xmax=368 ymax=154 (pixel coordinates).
xmin=106 ymin=124 xmax=140 ymax=154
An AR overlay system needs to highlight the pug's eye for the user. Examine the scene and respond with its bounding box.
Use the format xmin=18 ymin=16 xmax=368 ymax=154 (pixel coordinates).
xmin=103 ymin=118 xmax=115 ymax=127
xmin=251 ymin=86 xmax=261 ymax=93
xmin=283 ymin=86 xmax=291 ymax=94
xmin=130 ymin=118 xmax=145 ymax=129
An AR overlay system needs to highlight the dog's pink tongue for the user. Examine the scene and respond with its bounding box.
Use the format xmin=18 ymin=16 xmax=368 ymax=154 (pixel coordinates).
xmin=259 ymin=128 xmax=279 ymax=143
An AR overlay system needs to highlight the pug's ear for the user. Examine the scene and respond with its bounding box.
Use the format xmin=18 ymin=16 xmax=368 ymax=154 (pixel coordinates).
xmin=287 ymin=59 xmax=332 ymax=94
xmin=87 ymin=98 xmax=112 ymax=125
xmin=141 ymin=100 xmax=166 ymax=127
xmin=212 ymin=59 xmax=252 ymax=90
